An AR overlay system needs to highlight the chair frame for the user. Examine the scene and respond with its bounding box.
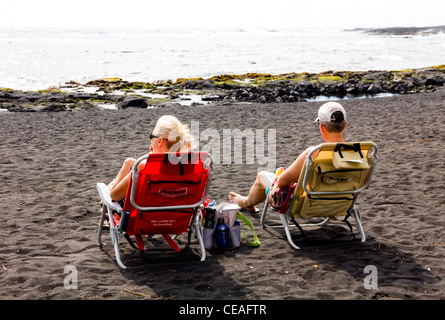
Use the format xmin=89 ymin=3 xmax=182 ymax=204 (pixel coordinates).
xmin=260 ymin=142 xmax=378 ymax=250
xmin=97 ymin=152 xmax=213 ymax=269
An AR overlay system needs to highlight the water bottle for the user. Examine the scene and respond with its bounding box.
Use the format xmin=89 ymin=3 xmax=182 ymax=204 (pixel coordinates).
xmin=214 ymin=217 xmax=229 ymax=249
xmin=204 ymin=208 xmax=216 ymax=229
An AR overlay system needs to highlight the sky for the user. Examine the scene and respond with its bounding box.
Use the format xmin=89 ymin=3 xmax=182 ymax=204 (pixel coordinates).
xmin=1 ymin=0 xmax=444 ymax=29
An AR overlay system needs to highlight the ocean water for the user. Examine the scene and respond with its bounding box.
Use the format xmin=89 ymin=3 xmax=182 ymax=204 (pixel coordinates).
xmin=0 ymin=27 xmax=444 ymax=91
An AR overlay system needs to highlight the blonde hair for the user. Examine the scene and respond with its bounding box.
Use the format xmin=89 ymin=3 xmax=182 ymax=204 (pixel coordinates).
xmin=153 ymin=115 xmax=194 ymax=152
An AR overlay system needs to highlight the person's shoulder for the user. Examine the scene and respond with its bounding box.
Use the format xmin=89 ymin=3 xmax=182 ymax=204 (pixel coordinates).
xmin=295 ymin=146 xmax=314 ymax=160
xmin=303 ymin=145 xmax=319 ymax=159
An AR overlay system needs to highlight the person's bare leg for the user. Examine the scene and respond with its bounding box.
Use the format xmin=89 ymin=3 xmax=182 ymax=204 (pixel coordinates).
xmin=109 ymin=157 xmax=135 ymax=191
xmin=228 ymin=173 xmax=269 ymax=210
xmin=100 ymin=158 xmax=135 ymax=224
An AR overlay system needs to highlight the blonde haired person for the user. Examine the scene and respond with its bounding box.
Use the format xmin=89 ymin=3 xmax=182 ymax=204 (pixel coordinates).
xmin=228 ymin=102 xmax=348 ymax=213
xmin=109 ymin=115 xmax=194 ymax=202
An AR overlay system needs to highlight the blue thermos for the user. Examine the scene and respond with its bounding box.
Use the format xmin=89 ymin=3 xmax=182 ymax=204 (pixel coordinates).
xmin=214 ymin=217 xmax=229 ymax=248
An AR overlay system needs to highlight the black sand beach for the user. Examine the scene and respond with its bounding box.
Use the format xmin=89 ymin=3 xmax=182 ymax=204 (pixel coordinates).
xmin=0 ymin=86 xmax=444 ymax=303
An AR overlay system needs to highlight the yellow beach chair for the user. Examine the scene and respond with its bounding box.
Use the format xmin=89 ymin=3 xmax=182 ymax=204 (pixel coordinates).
xmin=260 ymin=142 xmax=378 ymax=249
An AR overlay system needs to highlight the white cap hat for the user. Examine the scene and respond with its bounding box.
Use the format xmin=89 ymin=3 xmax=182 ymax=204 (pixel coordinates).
xmin=315 ymin=102 xmax=347 ymax=123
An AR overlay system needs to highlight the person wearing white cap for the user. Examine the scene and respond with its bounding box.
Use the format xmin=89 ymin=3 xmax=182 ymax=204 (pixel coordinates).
xmin=228 ymin=102 xmax=348 ymax=213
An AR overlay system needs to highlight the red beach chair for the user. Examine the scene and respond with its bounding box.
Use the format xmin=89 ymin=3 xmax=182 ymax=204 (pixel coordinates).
xmin=97 ymin=152 xmax=213 ymax=269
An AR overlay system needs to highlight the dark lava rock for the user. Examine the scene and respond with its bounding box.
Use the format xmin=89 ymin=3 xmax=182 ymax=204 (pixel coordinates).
xmin=116 ymin=98 xmax=148 ymax=109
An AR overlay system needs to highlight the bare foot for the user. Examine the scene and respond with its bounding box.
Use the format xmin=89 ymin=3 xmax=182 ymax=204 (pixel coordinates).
xmin=228 ymin=192 xmax=257 ymax=211
xmin=228 ymin=192 xmax=248 ymax=207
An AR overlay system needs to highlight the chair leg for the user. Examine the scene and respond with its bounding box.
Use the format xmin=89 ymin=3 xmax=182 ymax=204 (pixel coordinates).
xmin=260 ymin=197 xmax=270 ymax=229
xmin=351 ymin=206 xmax=366 ymax=242
xmin=97 ymin=205 xmax=106 ymax=246
xmin=300 ymin=217 xmax=330 ymax=227
xmin=108 ymin=222 xmax=127 ymax=269
xmin=194 ymin=213 xmax=206 ymax=261
xmin=280 ymin=214 xmax=300 ymax=250
xmin=262 ymin=196 xmax=301 ymax=249
xmin=105 ymin=206 xmax=127 ymax=269
xmin=112 ymin=232 xmax=126 ymax=269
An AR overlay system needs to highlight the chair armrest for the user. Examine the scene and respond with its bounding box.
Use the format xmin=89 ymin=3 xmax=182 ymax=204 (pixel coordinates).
xmin=96 ymin=183 xmax=123 ymax=212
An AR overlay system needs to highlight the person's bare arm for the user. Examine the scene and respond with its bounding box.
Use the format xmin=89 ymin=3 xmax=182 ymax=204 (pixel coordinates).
xmin=276 ymin=147 xmax=312 ymax=187
xmin=109 ymin=159 xmax=146 ymax=202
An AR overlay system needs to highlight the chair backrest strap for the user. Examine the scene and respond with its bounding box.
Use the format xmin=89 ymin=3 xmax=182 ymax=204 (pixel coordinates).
xmin=334 ymin=143 xmax=364 ymax=158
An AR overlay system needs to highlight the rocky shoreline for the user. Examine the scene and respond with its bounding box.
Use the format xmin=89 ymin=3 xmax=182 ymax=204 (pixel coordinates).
xmin=359 ymin=25 xmax=445 ymax=36
xmin=1 ymin=65 xmax=444 ymax=112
